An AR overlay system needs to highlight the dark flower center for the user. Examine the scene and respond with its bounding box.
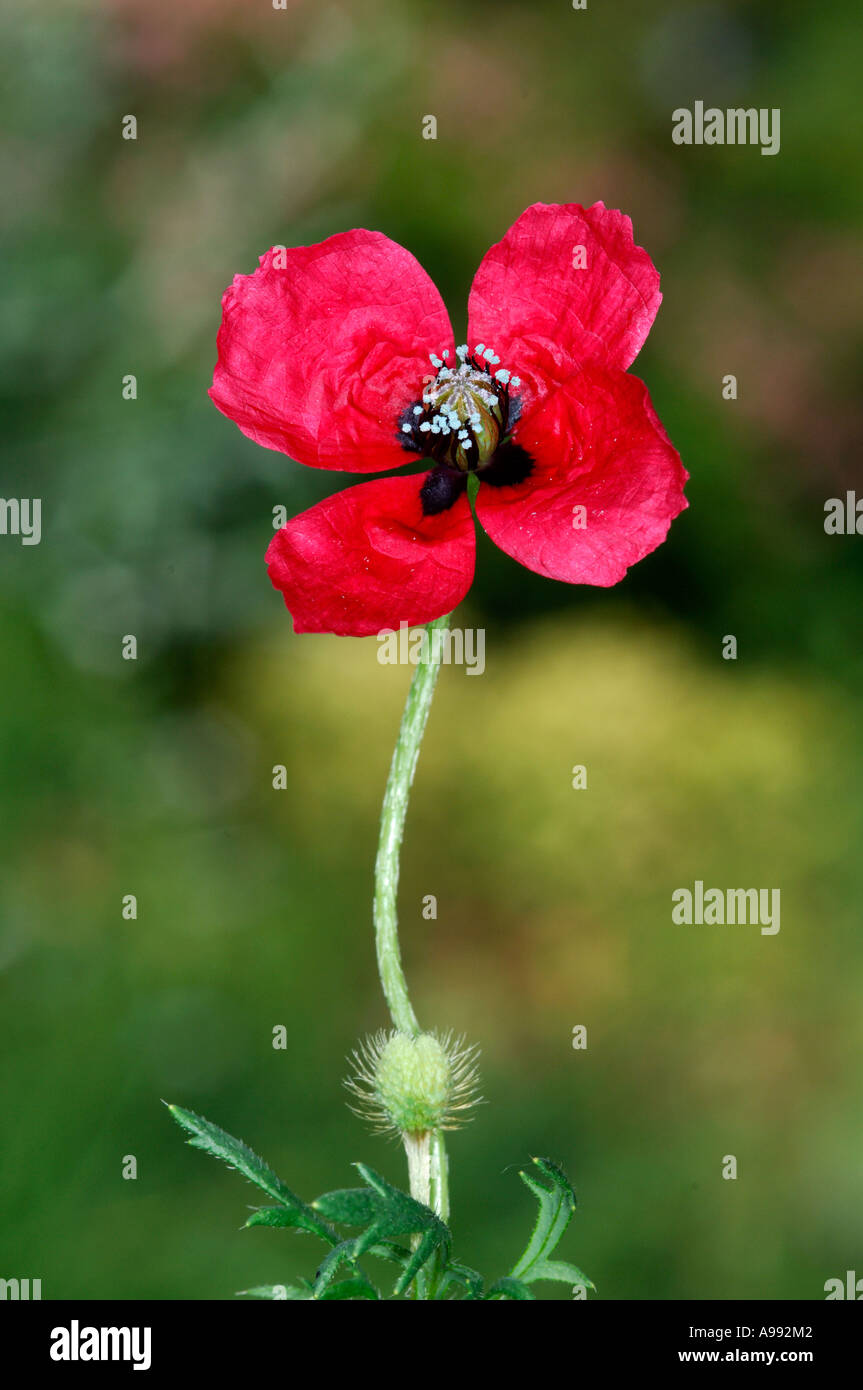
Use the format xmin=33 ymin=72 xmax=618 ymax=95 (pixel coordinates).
xmin=399 ymin=344 xmax=533 ymax=514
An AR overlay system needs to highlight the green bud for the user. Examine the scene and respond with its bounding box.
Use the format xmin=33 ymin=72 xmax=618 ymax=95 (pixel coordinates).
xmin=375 ymin=1033 xmax=450 ymax=1133
xmin=345 ymin=1029 xmax=481 ymax=1138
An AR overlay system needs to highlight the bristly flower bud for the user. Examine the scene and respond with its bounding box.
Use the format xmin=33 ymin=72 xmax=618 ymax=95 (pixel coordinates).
xmin=345 ymin=1029 xmax=481 ymax=1137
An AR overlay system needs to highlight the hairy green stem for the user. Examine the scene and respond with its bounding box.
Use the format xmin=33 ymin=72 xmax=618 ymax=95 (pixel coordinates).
xmin=373 ymin=613 xmax=451 ymax=1036
xmin=403 ymin=1132 xmax=431 ymax=1208
xmin=429 ymin=1129 xmax=449 ymax=1223
xmin=373 ymin=613 xmax=451 ymax=1219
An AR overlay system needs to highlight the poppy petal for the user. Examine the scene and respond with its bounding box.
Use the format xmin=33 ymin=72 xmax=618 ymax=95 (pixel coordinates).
xmin=475 ymin=367 xmax=688 ymax=587
xmin=266 ymin=473 xmax=476 ymax=636
xmin=211 ymin=231 xmax=454 ymax=472
xmin=467 ymin=202 xmax=662 ymax=409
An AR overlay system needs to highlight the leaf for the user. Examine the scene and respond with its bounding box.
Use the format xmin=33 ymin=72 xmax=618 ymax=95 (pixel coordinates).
xmin=313 ymin=1185 xmax=426 ymax=1279
xmin=531 ymin=1258 xmax=595 ymax=1291
xmin=440 ymin=1259 xmax=485 ymax=1299
xmin=244 ymin=1206 xmax=303 ymax=1230
xmin=311 ymin=1241 xmax=381 ymax=1301
xmin=314 ymin=1171 xmax=456 ymax=1296
xmin=396 ymin=1225 xmax=450 ymax=1295
xmin=342 ymin=1164 xmax=451 ymax=1296
xmin=510 ymin=1157 xmax=574 ymax=1279
xmin=316 ymin=1277 xmax=380 ymax=1301
xmin=313 ymin=1240 xmax=359 ymax=1297
xmin=486 ymin=1276 xmax=536 ymax=1300
xmin=166 ymin=1103 xmax=336 ymax=1245
xmin=508 ymin=1156 xmax=594 ymax=1293
xmin=354 ymin=1163 xmax=441 ymax=1235
xmin=312 ymin=1187 xmax=378 ymax=1227
xmin=173 ymin=1109 xmax=592 ymax=1301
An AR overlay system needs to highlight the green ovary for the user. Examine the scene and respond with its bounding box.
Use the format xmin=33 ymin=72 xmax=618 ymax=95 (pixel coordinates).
xmin=374 ymin=1033 xmax=452 ymax=1134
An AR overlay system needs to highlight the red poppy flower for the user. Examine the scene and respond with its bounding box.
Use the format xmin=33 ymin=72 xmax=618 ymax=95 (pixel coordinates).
xmin=210 ymin=202 xmax=688 ymax=636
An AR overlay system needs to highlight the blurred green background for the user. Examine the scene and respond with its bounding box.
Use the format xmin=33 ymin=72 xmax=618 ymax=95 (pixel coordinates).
xmin=2 ymin=0 xmax=862 ymax=1300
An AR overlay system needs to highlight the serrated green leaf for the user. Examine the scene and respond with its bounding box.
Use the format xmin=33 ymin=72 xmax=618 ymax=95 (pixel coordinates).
xmin=244 ymin=1206 xmax=302 ymax=1230
xmin=313 ymin=1240 xmax=359 ymax=1297
xmin=166 ymin=1103 xmax=335 ymax=1245
xmin=313 ymin=1168 xmax=454 ymax=1296
xmin=487 ymin=1276 xmax=536 ymax=1300
xmin=312 ymin=1187 xmax=378 ymax=1227
xmin=177 ymin=1117 xmax=587 ymax=1301
xmin=531 ymin=1258 xmax=596 ymax=1291
xmin=394 ymin=1225 xmax=450 ymax=1296
xmin=346 ymin=1165 xmax=451 ymax=1295
xmin=510 ymin=1156 xmax=577 ymax=1283
xmin=440 ymin=1259 xmax=485 ymax=1299
xmin=354 ymin=1163 xmax=440 ymax=1232
xmin=316 ymin=1276 xmax=380 ymax=1301
xmin=313 ymin=1177 xmax=442 ymax=1288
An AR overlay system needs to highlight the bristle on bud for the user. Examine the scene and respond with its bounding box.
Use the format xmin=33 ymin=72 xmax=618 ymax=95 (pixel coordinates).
xmin=345 ymin=1029 xmax=481 ymax=1138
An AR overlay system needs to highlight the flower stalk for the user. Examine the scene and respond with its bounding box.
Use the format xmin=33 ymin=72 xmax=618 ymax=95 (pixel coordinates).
xmin=372 ymin=613 xmax=452 ymax=1213
xmin=373 ymin=613 xmax=451 ymax=1038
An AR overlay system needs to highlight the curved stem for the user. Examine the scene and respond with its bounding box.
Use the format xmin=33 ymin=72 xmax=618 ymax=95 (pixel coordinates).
xmin=373 ymin=614 xmax=452 ymax=1227
xmin=373 ymin=613 xmax=451 ymax=1038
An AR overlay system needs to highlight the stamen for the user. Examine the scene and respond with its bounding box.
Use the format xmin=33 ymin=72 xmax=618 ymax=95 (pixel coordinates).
xmin=404 ymin=344 xmax=522 ymax=471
